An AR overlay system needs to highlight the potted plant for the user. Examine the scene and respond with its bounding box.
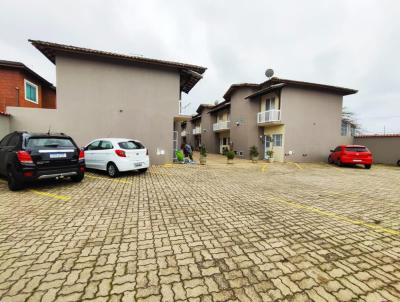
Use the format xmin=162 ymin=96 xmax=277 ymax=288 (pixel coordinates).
xmin=249 ymin=145 xmax=259 ymax=163
xmin=199 ymin=144 xmax=207 ymax=165
xmin=266 ymin=150 xmax=274 ymax=163
xmin=226 ymin=150 xmax=235 ymax=164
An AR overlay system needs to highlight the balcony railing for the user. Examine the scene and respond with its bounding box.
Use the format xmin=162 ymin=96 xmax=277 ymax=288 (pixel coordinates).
xmin=213 ymin=121 xmax=230 ymax=132
xmin=257 ymin=109 xmax=281 ymax=124
xmin=192 ymin=127 xmax=201 ymax=135
xmin=181 ymin=130 xmax=186 ymax=137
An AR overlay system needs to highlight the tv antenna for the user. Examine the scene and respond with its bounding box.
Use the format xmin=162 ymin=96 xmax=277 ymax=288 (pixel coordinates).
xmin=265 ymin=68 xmax=274 ymax=79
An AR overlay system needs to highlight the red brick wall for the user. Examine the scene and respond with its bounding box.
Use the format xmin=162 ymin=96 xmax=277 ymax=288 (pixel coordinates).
xmin=0 ymin=69 xmax=20 ymax=112
xmin=0 ymin=67 xmax=56 ymax=112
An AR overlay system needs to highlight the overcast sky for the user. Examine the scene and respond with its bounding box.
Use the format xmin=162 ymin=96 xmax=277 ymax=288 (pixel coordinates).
xmin=1 ymin=1 xmax=399 ymax=133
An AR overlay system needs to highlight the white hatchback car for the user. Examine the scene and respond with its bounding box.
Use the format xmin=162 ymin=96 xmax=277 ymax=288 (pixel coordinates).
xmin=84 ymin=138 xmax=150 ymax=177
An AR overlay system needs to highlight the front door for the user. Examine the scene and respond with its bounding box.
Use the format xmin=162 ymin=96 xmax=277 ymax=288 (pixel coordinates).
xmin=264 ymin=136 xmax=272 ymax=159
xmin=220 ymin=136 xmax=230 ymax=154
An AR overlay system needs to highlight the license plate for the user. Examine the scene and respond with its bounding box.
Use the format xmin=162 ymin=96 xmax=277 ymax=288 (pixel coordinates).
xmin=353 ymin=159 xmax=362 ymax=162
xmin=134 ymin=162 xmax=143 ymax=167
xmin=50 ymin=153 xmax=67 ymax=159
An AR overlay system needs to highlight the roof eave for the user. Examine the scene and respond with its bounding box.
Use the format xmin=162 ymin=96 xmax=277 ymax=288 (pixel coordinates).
xmin=29 ymin=39 xmax=206 ymax=93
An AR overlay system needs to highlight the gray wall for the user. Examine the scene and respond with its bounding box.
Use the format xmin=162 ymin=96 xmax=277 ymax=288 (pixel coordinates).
xmin=354 ymin=136 xmax=400 ymax=165
xmin=200 ymin=108 xmax=219 ymax=154
xmin=8 ymin=55 xmax=181 ymax=165
xmin=282 ymin=87 xmax=351 ymax=162
xmin=0 ymin=115 xmax=10 ymax=139
xmin=230 ymin=88 xmax=263 ymax=159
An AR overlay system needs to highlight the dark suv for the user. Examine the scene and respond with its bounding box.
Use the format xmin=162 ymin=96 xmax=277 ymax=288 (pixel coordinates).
xmin=0 ymin=132 xmax=85 ymax=191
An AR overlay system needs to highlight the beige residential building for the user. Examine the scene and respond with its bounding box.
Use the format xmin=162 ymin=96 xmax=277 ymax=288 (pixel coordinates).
xmin=183 ymin=78 xmax=357 ymax=162
xmin=5 ymin=40 xmax=206 ymax=165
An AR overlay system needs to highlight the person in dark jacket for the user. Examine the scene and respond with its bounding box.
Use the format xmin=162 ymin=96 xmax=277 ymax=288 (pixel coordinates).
xmin=184 ymin=144 xmax=193 ymax=161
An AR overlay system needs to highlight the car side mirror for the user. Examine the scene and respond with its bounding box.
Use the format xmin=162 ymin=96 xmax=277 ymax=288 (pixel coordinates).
xmin=83 ymin=146 xmax=88 ymax=151
xmin=330 ymin=150 xmax=334 ymax=152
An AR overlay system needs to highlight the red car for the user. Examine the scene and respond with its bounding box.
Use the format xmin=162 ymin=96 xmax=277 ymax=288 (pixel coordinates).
xmin=328 ymin=145 xmax=373 ymax=169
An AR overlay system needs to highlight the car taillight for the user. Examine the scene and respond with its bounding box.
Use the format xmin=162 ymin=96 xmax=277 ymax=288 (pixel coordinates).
xmin=115 ymin=149 xmax=126 ymax=157
xmin=79 ymin=150 xmax=85 ymax=160
xmin=17 ymin=151 xmax=33 ymax=164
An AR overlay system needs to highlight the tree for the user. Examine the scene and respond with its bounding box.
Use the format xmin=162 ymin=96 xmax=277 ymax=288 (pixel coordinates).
xmin=342 ymin=107 xmax=363 ymax=135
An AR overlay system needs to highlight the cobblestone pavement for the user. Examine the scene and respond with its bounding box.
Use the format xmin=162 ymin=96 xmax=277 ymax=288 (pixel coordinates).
xmin=0 ymin=154 xmax=399 ymax=302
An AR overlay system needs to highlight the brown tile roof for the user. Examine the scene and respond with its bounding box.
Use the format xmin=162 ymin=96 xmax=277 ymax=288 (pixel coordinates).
xmin=208 ymin=100 xmax=230 ymax=114
xmin=259 ymin=77 xmax=357 ymax=96
xmin=223 ymin=83 xmax=259 ymax=100
xmin=0 ymin=59 xmax=55 ymax=89
xmin=195 ymin=103 xmax=215 ymax=114
xmin=245 ymin=83 xmax=286 ymax=99
xmin=29 ymin=40 xmax=207 ymax=93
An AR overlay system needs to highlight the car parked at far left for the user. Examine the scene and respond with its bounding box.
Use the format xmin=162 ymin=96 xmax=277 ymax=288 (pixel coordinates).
xmin=0 ymin=131 xmax=85 ymax=191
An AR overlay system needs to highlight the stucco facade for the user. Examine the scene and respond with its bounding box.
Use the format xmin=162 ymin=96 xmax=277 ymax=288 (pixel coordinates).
xmin=9 ymin=56 xmax=180 ymax=164
xmin=199 ymin=107 xmax=219 ymax=154
xmin=281 ymin=87 xmax=350 ymax=162
xmin=354 ymin=136 xmax=400 ymax=165
xmin=185 ymin=78 xmax=357 ymax=163
xmin=7 ymin=40 xmax=206 ymax=165
xmin=229 ymin=88 xmax=263 ymax=159
xmin=0 ymin=114 xmax=10 ymax=139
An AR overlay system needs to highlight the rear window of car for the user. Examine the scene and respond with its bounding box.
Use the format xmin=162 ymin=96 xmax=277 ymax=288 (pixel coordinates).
xmin=26 ymin=137 xmax=75 ymax=149
xmin=345 ymin=146 xmax=368 ymax=152
xmin=118 ymin=141 xmax=144 ymax=150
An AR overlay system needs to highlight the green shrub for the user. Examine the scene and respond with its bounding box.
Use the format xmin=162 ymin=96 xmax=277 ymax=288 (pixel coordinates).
xmin=266 ymin=150 xmax=274 ymax=158
xmin=200 ymin=144 xmax=207 ymax=157
xmin=226 ymin=150 xmax=235 ymax=160
xmin=249 ymin=145 xmax=259 ymax=158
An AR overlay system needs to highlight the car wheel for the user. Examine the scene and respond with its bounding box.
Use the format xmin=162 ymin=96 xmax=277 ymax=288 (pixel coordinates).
xmin=139 ymin=168 xmax=148 ymax=173
xmin=71 ymin=172 xmax=84 ymax=182
xmin=107 ymin=163 xmax=119 ymax=178
xmin=365 ymin=164 xmax=371 ymax=169
xmin=7 ymin=168 xmax=24 ymax=191
xmin=397 ymin=160 xmax=400 ymax=167
xmin=336 ymin=159 xmax=342 ymax=167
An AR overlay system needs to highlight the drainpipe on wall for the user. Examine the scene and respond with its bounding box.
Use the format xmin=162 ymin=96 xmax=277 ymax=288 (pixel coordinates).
xmin=15 ymin=87 xmax=20 ymax=107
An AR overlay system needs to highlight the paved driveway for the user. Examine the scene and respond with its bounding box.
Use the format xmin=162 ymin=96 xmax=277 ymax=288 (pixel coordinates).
xmin=0 ymin=154 xmax=399 ymax=302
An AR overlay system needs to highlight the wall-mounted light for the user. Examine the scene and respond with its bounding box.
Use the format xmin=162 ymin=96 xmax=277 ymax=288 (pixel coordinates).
xmin=235 ymin=121 xmax=240 ymax=126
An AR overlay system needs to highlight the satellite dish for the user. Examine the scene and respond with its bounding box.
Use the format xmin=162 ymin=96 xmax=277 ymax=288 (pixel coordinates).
xmin=265 ymin=69 xmax=274 ymax=78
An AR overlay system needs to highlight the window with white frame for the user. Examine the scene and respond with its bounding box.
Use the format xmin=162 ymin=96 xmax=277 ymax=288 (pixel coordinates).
xmin=272 ymin=134 xmax=283 ymax=147
xmin=24 ymin=79 xmax=39 ymax=104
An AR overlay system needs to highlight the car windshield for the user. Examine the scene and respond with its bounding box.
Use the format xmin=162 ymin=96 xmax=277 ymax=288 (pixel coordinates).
xmin=26 ymin=137 xmax=75 ymax=148
xmin=345 ymin=146 xmax=368 ymax=152
xmin=118 ymin=141 xmax=144 ymax=150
